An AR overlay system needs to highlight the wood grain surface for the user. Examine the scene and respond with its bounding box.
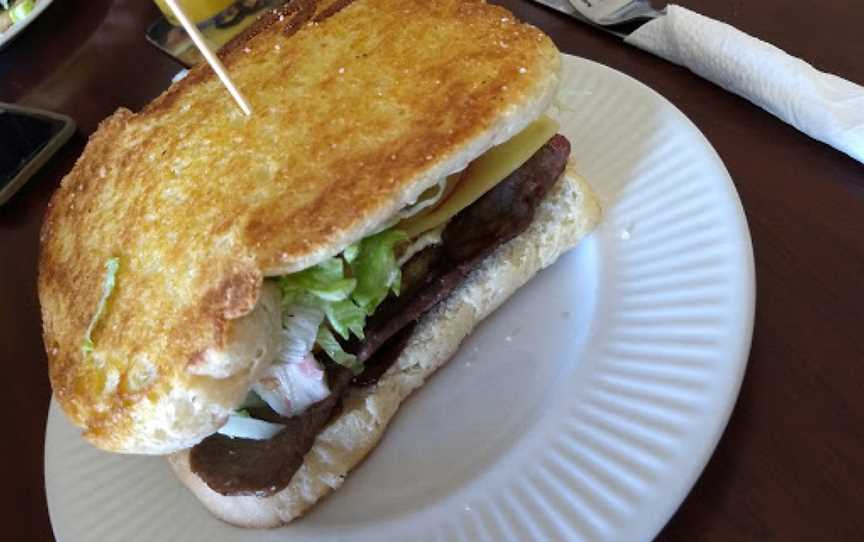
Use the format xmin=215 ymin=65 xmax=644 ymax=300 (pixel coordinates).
xmin=0 ymin=1 xmax=861 ymax=540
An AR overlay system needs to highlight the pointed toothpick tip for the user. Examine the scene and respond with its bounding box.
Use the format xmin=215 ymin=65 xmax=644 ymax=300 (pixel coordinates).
xmin=163 ymin=0 xmax=253 ymax=116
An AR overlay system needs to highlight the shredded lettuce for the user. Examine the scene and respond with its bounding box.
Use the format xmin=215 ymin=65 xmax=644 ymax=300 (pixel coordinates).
xmin=342 ymin=242 xmax=360 ymax=264
xmin=249 ymin=304 xmax=330 ymax=417
xmin=277 ymin=229 xmax=405 ymax=370
xmin=82 ymin=257 xmax=120 ymax=354
xmin=350 ymin=229 xmax=407 ymax=314
xmin=316 ymin=327 xmax=360 ymax=372
xmin=253 ymin=353 xmax=330 ymax=416
xmin=325 ymin=299 xmax=366 ymax=340
xmin=281 ymin=256 xmax=356 ymax=302
xmin=279 ymin=304 xmax=325 ymax=361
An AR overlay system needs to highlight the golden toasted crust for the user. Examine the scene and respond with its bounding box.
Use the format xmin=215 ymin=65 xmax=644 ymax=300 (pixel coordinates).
xmin=39 ymin=0 xmax=561 ymax=453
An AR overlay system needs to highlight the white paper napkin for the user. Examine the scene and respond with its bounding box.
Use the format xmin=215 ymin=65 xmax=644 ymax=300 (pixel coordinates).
xmin=624 ymin=5 xmax=864 ymax=164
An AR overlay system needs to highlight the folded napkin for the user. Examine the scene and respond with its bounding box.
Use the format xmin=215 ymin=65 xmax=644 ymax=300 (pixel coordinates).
xmin=624 ymin=5 xmax=864 ymax=164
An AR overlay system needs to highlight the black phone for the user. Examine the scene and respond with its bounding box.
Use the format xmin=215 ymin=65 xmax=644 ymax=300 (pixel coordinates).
xmin=0 ymin=103 xmax=75 ymax=206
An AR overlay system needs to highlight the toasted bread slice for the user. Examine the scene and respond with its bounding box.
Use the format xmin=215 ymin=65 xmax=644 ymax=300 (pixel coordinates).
xmin=39 ymin=0 xmax=561 ymax=454
xmin=169 ymin=161 xmax=601 ymax=527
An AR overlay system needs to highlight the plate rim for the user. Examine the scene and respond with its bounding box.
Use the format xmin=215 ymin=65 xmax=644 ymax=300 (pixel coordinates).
xmin=564 ymin=54 xmax=755 ymax=540
xmin=562 ymin=55 xmax=754 ymax=537
xmin=44 ymin=54 xmax=755 ymax=542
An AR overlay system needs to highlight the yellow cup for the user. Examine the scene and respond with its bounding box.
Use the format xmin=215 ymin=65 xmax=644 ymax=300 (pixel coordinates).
xmin=153 ymin=0 xmax=236 ymax=25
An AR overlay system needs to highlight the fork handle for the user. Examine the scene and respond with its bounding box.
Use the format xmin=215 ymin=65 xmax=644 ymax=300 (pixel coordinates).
xmin=624 ymin=5 xmax=864 ymax=164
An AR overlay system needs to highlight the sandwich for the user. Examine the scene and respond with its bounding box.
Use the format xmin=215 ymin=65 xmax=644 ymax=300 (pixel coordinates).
xmin=38 ymin=0 xmax=601 ymax=528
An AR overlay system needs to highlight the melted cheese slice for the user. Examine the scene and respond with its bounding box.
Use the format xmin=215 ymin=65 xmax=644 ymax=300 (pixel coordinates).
xmin=398 ymin=115 xmax=560 ymax=239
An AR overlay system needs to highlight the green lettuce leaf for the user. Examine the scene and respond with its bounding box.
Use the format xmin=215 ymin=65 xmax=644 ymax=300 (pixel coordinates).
xmin=280 ymin=270 xmax=363 ymax=340
xmin=280 ymin=256 xmax=356 ymax=302
xmin=82 ymin=257 xmax=120 ymax=354
xmin=325 ymin=299 xmax=366 ymax=340
xmin=316 ymin=326 xmax=360 ymax=372
xmin=342 ymin=242 xmax=360 ymax=264
xmin=350 ymin=229 xmax=407 ymax=314
xmin=277 ymin=229 xmax=405 ymax=368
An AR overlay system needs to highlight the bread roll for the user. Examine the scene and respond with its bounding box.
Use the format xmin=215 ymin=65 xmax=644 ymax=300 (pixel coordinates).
xmin=169 ymin=160 xmax=601 ymax=527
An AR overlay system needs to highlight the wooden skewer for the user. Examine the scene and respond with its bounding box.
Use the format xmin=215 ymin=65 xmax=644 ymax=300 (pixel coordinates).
xmin=162 ymin=0 xmax=252 ymax=116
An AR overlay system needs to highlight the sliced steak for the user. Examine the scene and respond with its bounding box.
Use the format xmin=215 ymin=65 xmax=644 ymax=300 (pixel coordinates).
xmin=189 ymin=368 xmax=352 ymax=496
xmin=190 ymin=134 xmax=571 ymax=496
xmin=353 ymin=133 xmax=571 ymax=368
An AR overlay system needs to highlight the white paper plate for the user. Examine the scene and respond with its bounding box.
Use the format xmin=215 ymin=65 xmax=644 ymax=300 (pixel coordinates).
xmin=45 ymin=55 xmax=754 ymax=542
xmin=0 ymin=0 xmax=54 ymax=50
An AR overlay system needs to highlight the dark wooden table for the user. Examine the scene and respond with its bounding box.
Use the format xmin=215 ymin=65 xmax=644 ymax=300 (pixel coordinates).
xmin=1 ymin=1 xmax=862 ymax=540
